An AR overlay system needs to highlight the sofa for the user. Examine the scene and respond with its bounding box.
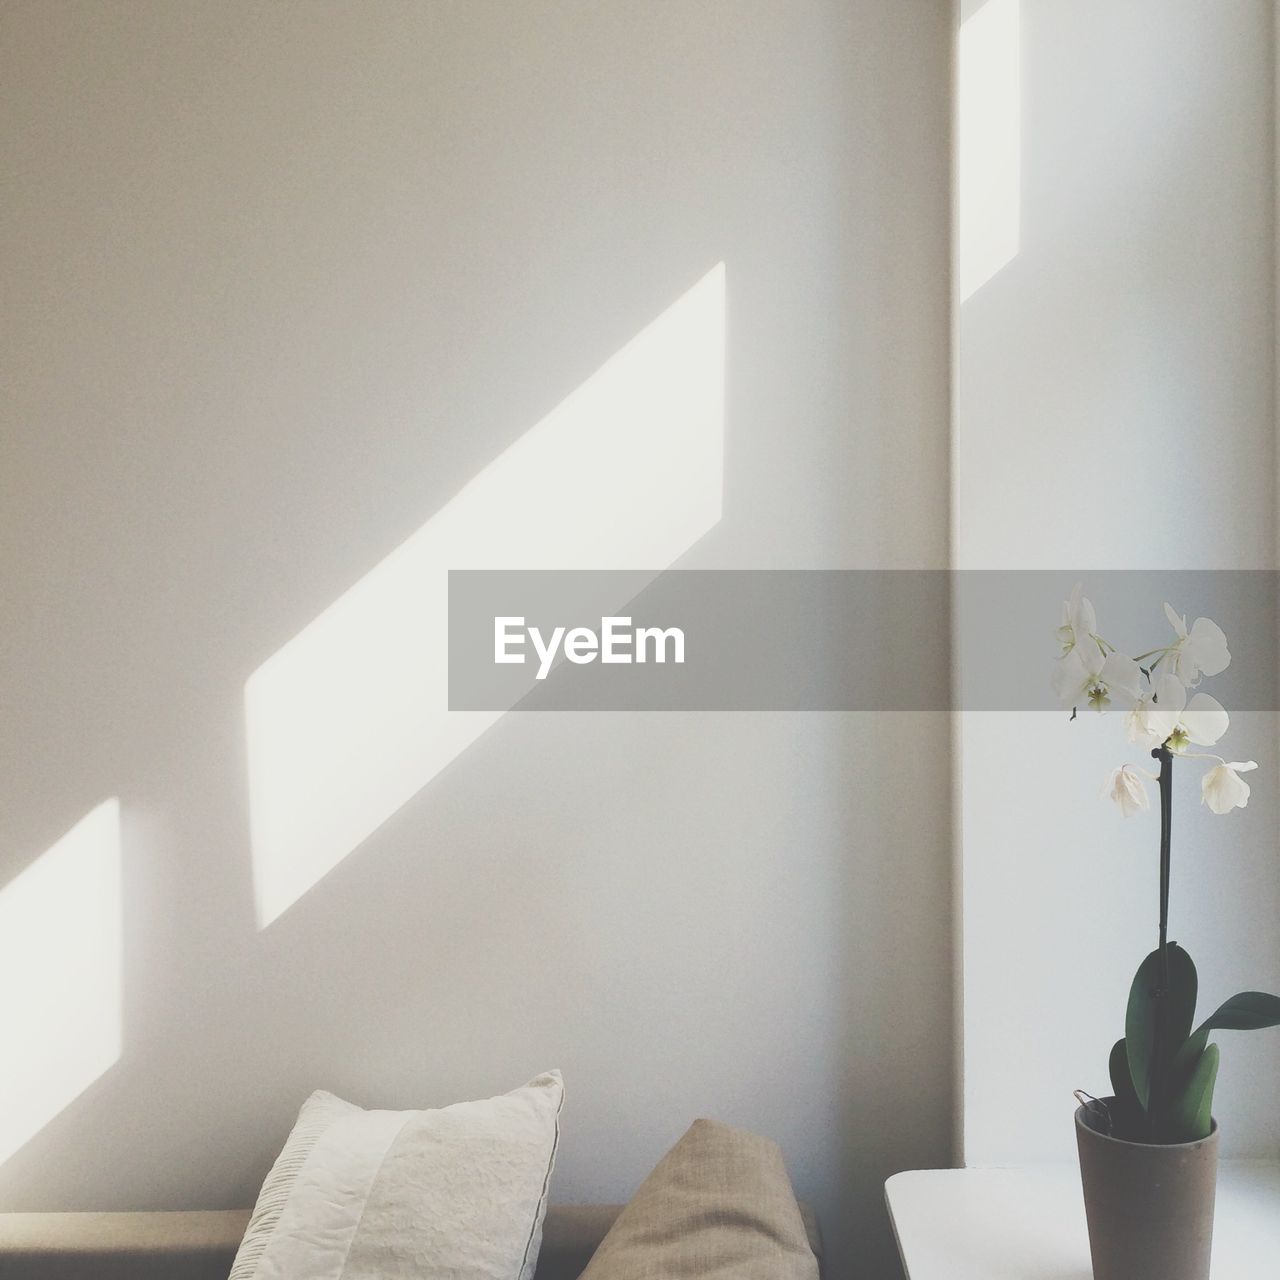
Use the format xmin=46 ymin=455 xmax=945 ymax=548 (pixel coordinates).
xmin=0 ymin=1203 xmax=824 ymax=1279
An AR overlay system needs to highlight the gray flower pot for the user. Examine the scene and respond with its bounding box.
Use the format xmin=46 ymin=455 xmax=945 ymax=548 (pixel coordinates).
xmin=1075 ymin=1100 xmax=1219 ymax=1280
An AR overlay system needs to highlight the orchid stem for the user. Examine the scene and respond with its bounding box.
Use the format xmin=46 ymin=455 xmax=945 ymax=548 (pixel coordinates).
xmin=1155 ymin=745 xmax=1172 ymax=970
xmin=1149 ymin=744 xmax=1174 ymax=1131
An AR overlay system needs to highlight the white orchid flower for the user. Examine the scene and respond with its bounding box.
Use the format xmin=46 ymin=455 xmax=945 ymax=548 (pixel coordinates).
xmin=1056 ymin=583 xmax=1098 ymax=658
xmin=1200 ymin=760 xmax=1258 ymax=815
xmin=1053 ymin=643 xmax=1142 ymax=713
xmin=1174 ymin=692 xmax=1229 ymax=750
xmin=1125 ymin=674 xmax=1229 ymax=751
xmin=1163 ymin=603 xmax=1230 ymax=684
xmin=1104 ymin=764 xmax=1154 ymax=817
xmin=1125 ymin=673 xmax=1184 ymax=746
xmin=1052 ymin=639 xmax=1099 ymax=705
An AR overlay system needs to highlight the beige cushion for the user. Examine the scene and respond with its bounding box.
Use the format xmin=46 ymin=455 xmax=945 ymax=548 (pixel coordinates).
xmin=579 ymin=1119 xmax=819 ymax=1280
xmin=229 ymin=1071 xmax=563 ymax=1280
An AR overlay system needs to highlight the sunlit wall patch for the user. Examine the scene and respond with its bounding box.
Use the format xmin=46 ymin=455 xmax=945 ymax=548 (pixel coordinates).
xmin=0 ymin=798 xmax=122 ymax=1165
xmin=957 ymin=0 xmax=1021 ymax=302
xmin=245 ymin=265 xmax=726 ymax=928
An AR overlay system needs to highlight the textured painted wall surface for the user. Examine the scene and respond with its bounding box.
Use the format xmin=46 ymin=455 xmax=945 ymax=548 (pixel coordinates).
xmin=0 ymin=3 xmax=952 ymax=1276
xmin=956 ymin=0 xmax=1279 ymax=1165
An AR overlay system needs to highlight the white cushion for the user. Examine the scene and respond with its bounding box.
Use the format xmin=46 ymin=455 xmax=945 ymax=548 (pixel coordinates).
xmin=229 ymin=1071 xmax=563 ymax=1280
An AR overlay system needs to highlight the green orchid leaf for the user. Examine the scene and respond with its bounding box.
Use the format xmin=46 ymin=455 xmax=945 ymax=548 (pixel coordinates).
xmin=1168 ymin=991 xmax=1280 ymax=1101
xmin=1110 ymin=1037 xmax=1137 ymax=1107
xmin=1171 ymin=1028 xmax=1209 ymax=1089
xmin=1195 ymin=991 xmax=1280 ymax=1033
xmin=1111 ymin=1039 xmax=1131 ymax=1100
xmin=1108 ymin=1036 xmax=1143 ymax=1139
xmin=1167 ymin=1042 xmax=1219 ymax=1143
xmin=1125 ymin=944 xmax=1198 ymax=1111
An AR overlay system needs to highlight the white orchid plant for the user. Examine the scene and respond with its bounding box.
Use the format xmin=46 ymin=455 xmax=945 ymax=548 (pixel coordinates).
xmin=1054 ymin=585 xmax=1280 ymax=1144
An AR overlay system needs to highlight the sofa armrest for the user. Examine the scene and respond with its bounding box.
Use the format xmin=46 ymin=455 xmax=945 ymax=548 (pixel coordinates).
xmin=0 ymin=1210 xmax=250 ymax=1279
xmin=0 ymin=1203 xmax=822 ymax=1278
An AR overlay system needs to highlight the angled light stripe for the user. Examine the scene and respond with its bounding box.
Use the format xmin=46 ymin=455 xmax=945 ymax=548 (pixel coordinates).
xmin=246 ymin=265 xmax=726 ymax=926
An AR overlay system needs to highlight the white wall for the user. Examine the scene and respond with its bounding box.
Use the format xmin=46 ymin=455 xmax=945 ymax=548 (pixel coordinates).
xmin=0 ymin=3 xmax=952 ymax=1277
xmin=956 ymin=0 xmax=1280 ymax=1163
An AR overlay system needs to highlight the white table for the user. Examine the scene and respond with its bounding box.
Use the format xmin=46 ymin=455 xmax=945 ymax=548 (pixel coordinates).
xmin=885 ymin=1162 xmax=1280 ymax=1279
